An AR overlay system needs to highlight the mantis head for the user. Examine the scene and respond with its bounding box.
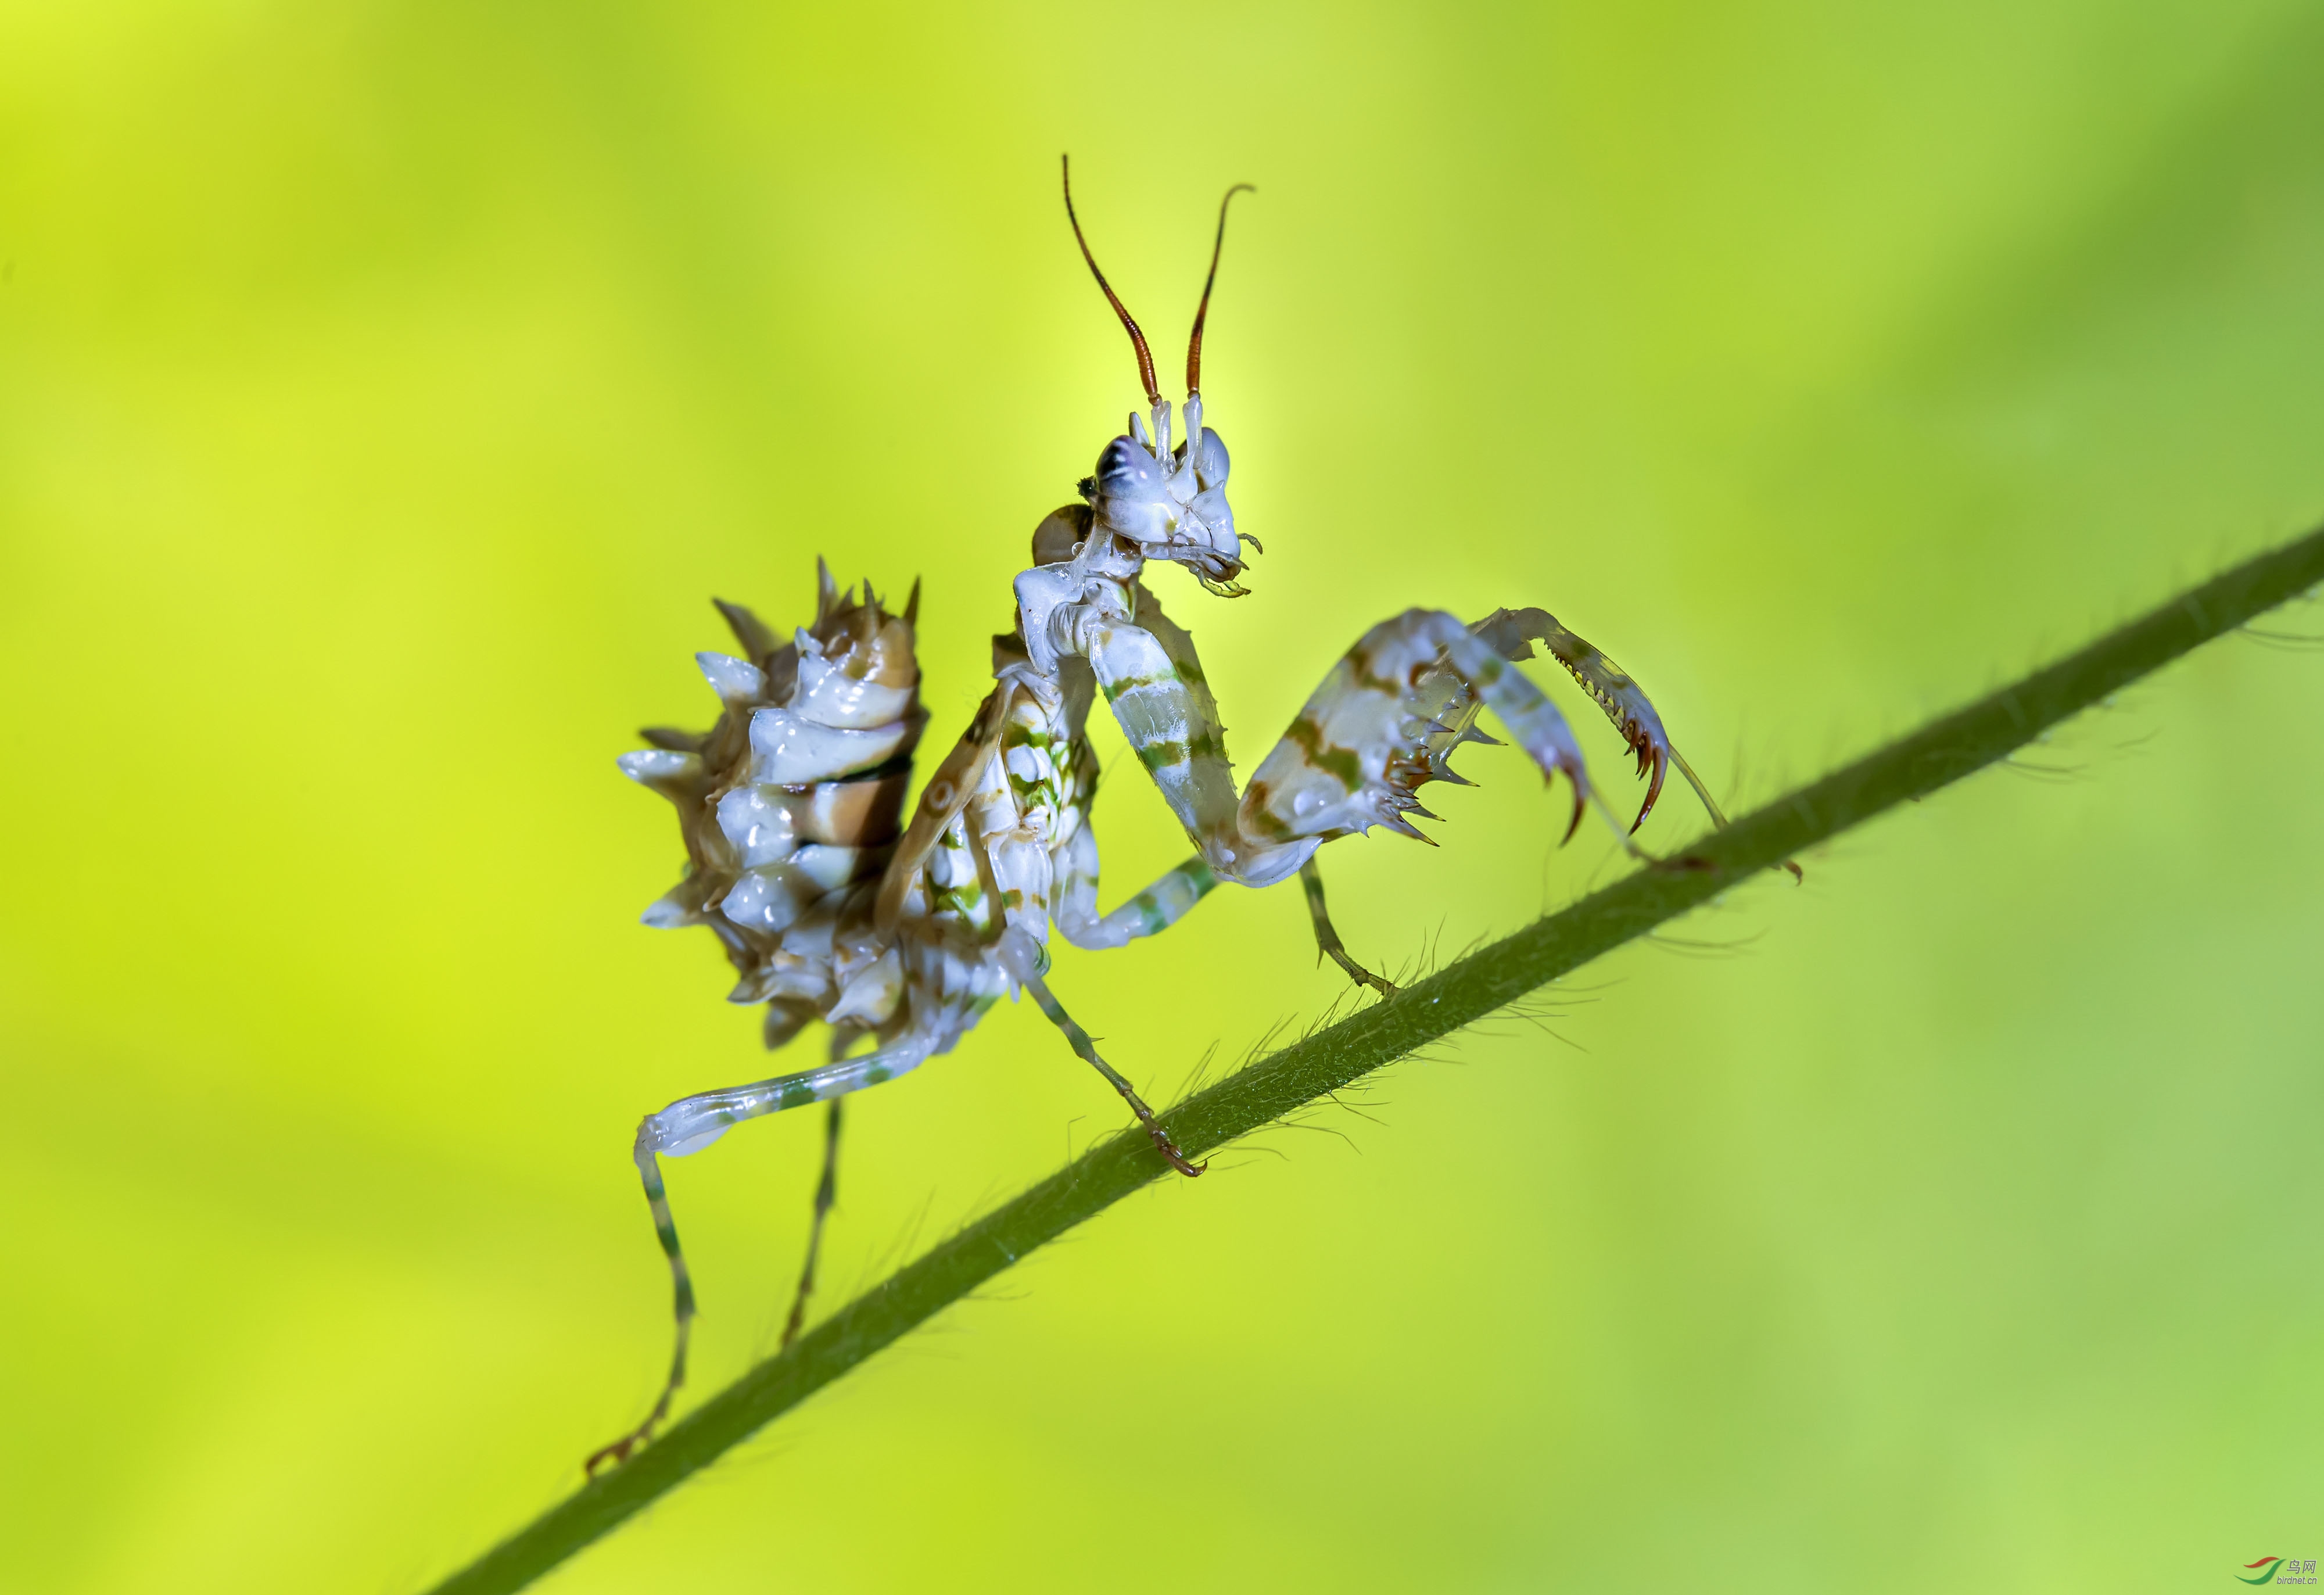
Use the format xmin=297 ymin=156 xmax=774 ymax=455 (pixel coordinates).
xmin=1061 ymin=156 xmax=1256 ymax=597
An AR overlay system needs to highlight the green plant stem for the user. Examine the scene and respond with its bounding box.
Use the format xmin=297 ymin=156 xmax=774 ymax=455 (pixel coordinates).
xmin=426 ymin=525 xmax=2324 ymax=1595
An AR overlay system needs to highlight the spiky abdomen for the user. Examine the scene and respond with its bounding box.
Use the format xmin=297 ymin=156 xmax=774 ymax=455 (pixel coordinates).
xmin=618 ymin=571 xmax=925 ymax=1050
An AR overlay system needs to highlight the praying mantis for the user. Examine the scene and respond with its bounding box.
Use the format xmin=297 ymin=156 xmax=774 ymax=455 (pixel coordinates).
xmin=589 ymin=157 xmax=1730 ymax=1470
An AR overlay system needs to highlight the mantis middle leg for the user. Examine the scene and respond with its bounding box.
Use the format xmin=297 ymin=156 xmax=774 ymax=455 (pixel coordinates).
xmin=1297 ymin=856 xmax=1397 ymax=998
xmin=1024 ymin=971 xmax=1203 ymax=1177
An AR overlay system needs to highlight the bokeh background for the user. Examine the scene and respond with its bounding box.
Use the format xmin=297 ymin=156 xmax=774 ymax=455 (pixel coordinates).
xmin=5 ymin=2 xmax=2324 ymax=1590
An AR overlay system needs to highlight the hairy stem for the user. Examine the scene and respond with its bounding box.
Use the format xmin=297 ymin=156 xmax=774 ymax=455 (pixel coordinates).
xmin=425 ymin=525 xmax=2324 ymax=1595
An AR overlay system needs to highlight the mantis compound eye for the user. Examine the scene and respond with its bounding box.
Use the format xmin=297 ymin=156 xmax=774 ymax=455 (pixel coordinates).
xmin=1096 ymin=432 xmax=1163 ymax=492
xmin=1091 ymin=433 xmax=1178 ymax=543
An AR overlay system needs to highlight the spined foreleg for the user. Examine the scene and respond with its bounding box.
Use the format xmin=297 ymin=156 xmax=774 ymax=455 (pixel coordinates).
xmin=1235 ymin=608 xmax=1642 ymax=859
xmin=1075 ymin=591 xmax=1753 ymax=916
xmin=1472 ymin=607 xmax=1726 ymax=833
xmin=1472 ymin=607 xmax=1796 ymax=875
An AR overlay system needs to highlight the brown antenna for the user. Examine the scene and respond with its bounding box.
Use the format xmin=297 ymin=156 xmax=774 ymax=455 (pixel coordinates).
xmin=1186 ymin=182 xmax=1254 ymax=396
xmin=1061 ymin=155 xmax=1160 ymax=408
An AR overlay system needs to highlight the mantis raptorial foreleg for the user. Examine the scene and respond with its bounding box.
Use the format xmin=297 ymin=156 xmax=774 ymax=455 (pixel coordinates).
xmin=1250 ymin=610 xmax=1640 ymax=847
xmin=1063 ymin=600 xmax=1734 ymax=994
xmin=1469 ymin=607 xmax=1725 ymax=833
xmin=1081 ymin=608 xmax=1629 ymax=868
xmin=1468 ymin=608 xmax=1796 ymax=876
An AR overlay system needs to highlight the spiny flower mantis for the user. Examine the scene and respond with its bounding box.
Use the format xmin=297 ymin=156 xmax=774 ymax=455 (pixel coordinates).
xmin=591 ymin=157 xmax=1726 ymax=1470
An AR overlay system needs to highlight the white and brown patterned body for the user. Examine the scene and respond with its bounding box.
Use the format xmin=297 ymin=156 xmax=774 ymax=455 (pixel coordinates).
xmin=593 ymin=163 xmax=1740 ymax=1471
xmin=592 ymin=558 xmax=1136 ymax=1471
xmin=617 ymin=564 xmax=1118 ymax=1157
xmin=616 ymin=565 xmax=930 ymax=1060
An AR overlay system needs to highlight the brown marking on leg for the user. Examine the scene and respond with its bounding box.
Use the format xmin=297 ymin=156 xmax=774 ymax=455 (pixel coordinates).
xmin=584 ymin=1324 xmax=688 ymax=1475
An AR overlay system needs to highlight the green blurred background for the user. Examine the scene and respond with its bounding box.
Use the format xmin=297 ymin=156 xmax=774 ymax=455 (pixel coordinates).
xmin=5 ymin=2 xmax=2323 ymax=1590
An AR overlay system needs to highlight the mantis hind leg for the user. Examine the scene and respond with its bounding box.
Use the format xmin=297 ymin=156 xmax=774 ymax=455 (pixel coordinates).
xmin=779 ymin=1096 xmax=844 ymax=1349
xmin=1299 ymin=857 xmax=1397 ymax=999
xmin=586 ymin=1035 xmax=930 ymax=1472
xmin=586 ymin=1135 xmax=697 ymax=1475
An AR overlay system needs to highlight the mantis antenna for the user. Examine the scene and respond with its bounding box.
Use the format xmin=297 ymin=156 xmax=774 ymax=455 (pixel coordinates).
xmin=1186 ymin=182 xmax=1255 ymax=397
xmin=1060 ymin=154 xmax=1161 ymax=408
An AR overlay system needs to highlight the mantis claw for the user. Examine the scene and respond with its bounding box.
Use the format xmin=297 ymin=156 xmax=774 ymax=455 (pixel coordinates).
xmin=1628 ymin=732 xmax=1669 ymax=834
xmin=1153 ymin=1128 xmax=1207 ymax=1177
xmin=1559 ymin=775 xmax=1587 ymax=845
